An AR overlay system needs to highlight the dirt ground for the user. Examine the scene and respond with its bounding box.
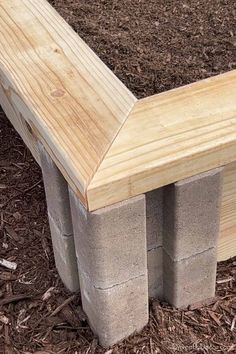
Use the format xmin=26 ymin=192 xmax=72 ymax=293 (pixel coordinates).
xmin=0 ymin=107 xmax=236 ymax=353
xmin=49 ymin=0 xmax=236 ymax=98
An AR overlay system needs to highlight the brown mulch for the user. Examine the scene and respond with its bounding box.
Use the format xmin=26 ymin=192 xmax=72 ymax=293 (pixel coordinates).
xmin=49 ymin=0 xmax=236 ymax=98
xmin=1 ymin=2 xmax=236 ymax=352
xmin=0 ymin=107 xmax=236 ymax=353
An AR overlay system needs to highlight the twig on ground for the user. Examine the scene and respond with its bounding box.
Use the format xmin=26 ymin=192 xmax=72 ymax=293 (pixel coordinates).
xmin=216 ymin=277 xmax=234 ymax=284
xmin=86 ymin=339 xmax=98 ymax=354
xmin=42 ymin=287 xmax=55 ymax=301
xmin=0 ymin=294 xmax=31 ymax=306
xmin=49 ymin=295 xmax=76 ymax=317
xmin=0 ymin=258 xmax=17 ymax=270
xmin=230 ymin=316 xmax=236 ymax=331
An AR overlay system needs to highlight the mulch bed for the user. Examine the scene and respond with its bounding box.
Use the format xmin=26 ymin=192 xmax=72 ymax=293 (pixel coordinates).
xmin=0 ymin=107 xmax=236 ymax=353
xmin=49 ymin=0 xmax=236 ymax=98
xmin=1 ymin=3 xmax=236 ymax=351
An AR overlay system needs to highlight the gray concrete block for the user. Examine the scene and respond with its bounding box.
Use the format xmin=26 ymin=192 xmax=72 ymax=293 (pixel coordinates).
xmin=163 ymin=168 xmax=224 ymax=260
xmin=39 ymin=143 xmax=73 ymax=236
xmin=163 ymin=248 xmax=217 ymax=308
xmin=69 ymin=191 xmax=149 ymax=347
xmin=80 ymin=271 xmax=149 ymax=348
xmin=146 ymin=189 xmax=163 ymax=250
xmin=69 ymin=192 xmax=147 ymax=289
xmin=48 ymin=215 xmax=80 ymax=292
xmin=147 ymin=247 xmax=163 ymax=299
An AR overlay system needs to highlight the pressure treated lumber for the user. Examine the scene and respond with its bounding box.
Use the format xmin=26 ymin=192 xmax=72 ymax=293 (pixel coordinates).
xmin=88 ymin=70 xmax=236 ymax=210
xmin=0 ymin=83 xmax=40 ymax=164
xmin=0 ymin=0 xmax=136 ymax=207
xmin=0 ymin=0 xmax=235 ymax=265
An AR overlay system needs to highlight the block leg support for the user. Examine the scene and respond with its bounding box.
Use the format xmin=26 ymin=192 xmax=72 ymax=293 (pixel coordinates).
xmin=69 ymin=191 xmax=149 ymax=347
xmin=146 ymin=190 xmax=163 ymax=299
xmin=39 ymin=143 xmax=79 ymax=292
xmin=163 ymin=167 xmax=224 ymax=308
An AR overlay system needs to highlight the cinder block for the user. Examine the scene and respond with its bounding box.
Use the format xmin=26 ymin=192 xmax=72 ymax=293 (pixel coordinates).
xmin=39 ymin=143 xmax=79 ymax=291
xmin=147 ymin=247 xmax=163 ymax=299
xmin=163 ymin=168 xmax=224 ymax=260
xmin=38 ymin=143 xmax=73 ymax=236
xmin=69 ymin=192 xmax=147 ymax=289
xmin=163 ymin=248 xmax=217 ymax=308
xmin=69 ymin=191 xmax=149 ymax=347
xmin=80 ymin=271 xmax=148 ymax=348
xmin=49 ymin=215 xmax=80 ymax=292
xmin=146 ymin=189 xmax=163 ymax=250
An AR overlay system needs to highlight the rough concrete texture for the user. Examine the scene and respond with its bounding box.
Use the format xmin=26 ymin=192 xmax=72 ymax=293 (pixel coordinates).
xmin=80 ymin=271 xmax=149 ymax=348
xmin=48 ymin=215 xmax=80 ymax=292
xmin=163 ymin=168 xmax=224 ymax=261
xmin=146 ymin=189 xmax=163 ymax=250
xmin=163 ymin=248 xmax=217 ymax=308
xmin=147 ymin=247 xmax=163 ymax=299
xmin=69 ymin=191 xmax=147 ymax=289
xmin=38 ymin=143 xmax=73 ymax=236
xmin=39 ymin=143 xmax=79 ymax=291
xmin=69 ymin=190 xmax=149 ymax=346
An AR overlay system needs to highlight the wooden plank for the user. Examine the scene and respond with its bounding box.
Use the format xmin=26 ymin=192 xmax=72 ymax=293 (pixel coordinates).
xmin=0 ymin=0 xmax=136 ymax=207
xmin=88 ymin=70 xmax=236 ymax=211
xmin=0 ymin=84 xmax=40 ymax=164
xmin=218 ymin=162 xmax=236 ymax=261
xmin=0 ymin=1 xmax=234 ymax=262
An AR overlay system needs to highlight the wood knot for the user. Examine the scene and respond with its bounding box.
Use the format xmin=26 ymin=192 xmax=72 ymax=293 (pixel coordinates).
xmin=51 ymin=88 xmax=66 ymax=98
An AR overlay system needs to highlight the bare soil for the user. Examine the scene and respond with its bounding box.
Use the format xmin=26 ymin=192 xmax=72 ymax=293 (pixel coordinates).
xmin=49 ymin=0 xmax=236 ymax=98
xmin=0 ymin=107 xmax=236 ymax=353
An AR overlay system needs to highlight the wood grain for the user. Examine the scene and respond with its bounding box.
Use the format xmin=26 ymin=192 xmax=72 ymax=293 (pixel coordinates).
xmin=88 ymin=70 xmax=236 ymax=211
xmin=0 ymin=82 xmax=40 ymax=164
xmin=0 ymin=1 xmax=235 ymax=262
xmin=0 ymin=0 xmax=136 ymax=207
xmin=219 ymin=162 xmax=236 ymax=261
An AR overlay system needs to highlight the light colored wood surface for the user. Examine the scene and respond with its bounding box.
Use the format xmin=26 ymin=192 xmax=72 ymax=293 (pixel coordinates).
xmin=0 ymin=83 xmax=40 ymax=164
xmin=0 ymin=0 xmax=136 ymax=207
xmin=88 ymin=70 xmax=236 ymax=211
xmin=219 ymin=162 xmax=236 ymax=261
xmin=0 ymin=1 xmax=235 ymax=262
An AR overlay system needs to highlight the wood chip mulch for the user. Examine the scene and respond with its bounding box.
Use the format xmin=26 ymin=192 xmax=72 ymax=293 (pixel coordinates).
xmin=0 ymin=108 xmax=236 ymax=353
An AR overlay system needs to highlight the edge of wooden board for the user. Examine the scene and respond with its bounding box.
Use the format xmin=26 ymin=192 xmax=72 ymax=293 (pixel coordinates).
xmin=88 ymin=70 xmax=236 ymax=210
xmin=0 ymin=0 xmax=235 ymax=261
xmin=0 ymin=0 xmax=136 ymax=208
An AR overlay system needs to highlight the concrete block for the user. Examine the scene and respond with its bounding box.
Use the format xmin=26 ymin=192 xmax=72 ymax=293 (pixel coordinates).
xmin=69 ymin=191 xmax=149 ymax=347
xmin=39 ymin=143 xmax=73 ymax=236
xmin=163 ymin=248 xmax=217 ymax=308
xmin=80 ymin=271 xmax=148 ymax=348
xmin=147 ymin=247 xmax=163 ymax=299
xmin=163 ymin=168 xmax=224 ymax=260
xmin=146 ymin=189 xmax=163 ymax=250
xmin=69 ymin=192 xmax=147 ymax=289
xmin=48 ymin=215 xmax=80 ymax=292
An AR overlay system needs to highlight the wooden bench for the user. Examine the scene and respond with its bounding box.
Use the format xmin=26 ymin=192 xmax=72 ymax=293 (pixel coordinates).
xmin=0 ymin=0 xmax=235 ymax=347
